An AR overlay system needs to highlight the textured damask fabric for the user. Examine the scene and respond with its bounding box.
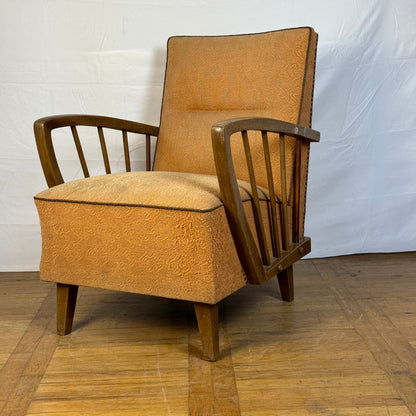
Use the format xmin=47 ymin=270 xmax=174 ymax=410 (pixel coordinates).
xmin=154 ymin=29 xmax=315 ymax=180
xmin=35 ymin=171 xmax=254 ymax=212
xmin=34 ymin=172 xmax=273 ymax=304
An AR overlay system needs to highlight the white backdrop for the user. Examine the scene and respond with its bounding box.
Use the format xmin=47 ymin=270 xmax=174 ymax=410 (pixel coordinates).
xmin=1 ymin=0 xmax=415 ymax=271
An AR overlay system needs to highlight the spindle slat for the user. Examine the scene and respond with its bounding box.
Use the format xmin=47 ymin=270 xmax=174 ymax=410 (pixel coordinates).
xmin=262 ymin=131 xmax=281 ymax=257
xmin=70 ymin=126 xmax=90 ymax=178
xmin=146 ymin=134 xmax=151 ymax=171
xmin=293 ymin=142 xmax=302 ymax=243
xmin=279 ymin=133 xmax=290 ymax=250
xmin=97 ymin=127 xmax=111 ymax=174
xmin=242 ymin=131 xmax=270 ymax=265
xmin=122 ymin=130 xmax=131 ymax=172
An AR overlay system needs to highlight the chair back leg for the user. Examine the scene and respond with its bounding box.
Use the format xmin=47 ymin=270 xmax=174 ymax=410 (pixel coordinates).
xmin=193 ymin=302 xmax=219 ymax=361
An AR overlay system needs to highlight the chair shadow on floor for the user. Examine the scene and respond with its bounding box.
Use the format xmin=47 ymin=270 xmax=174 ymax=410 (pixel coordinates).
xmin=65 ymin=277 xmax=298 ymax=362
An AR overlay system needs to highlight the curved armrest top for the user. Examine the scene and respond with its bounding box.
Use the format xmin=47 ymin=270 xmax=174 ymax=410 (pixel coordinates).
xmin=212 ymin=117 xmax=319 ymax=142
xmin=34 ymin=114 xmax=159 ymax=136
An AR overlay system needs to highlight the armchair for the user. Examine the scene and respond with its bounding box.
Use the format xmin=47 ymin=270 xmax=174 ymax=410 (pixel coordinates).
xmin=34 ymin=27 xmax=319 ymax=361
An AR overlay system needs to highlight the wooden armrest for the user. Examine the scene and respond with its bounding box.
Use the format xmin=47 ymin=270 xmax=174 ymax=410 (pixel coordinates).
xmin=34 ymin=114 xmax=159 ymax=187
xmin=211 ymin=117 xmax=320 ymax=285
xmin=212 ymin=117 xmax=319 ymax=143
xmin=34 ymin=114 xmax=159 ymax=136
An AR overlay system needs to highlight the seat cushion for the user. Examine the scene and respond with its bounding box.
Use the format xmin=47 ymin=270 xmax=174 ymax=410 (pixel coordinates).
xmin=34 ymin=172 xmax=271 ymax=304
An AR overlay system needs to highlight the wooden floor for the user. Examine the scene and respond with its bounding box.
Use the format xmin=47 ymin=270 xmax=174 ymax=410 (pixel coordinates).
xmin=1 ymin=252 xmax=415 ymax=415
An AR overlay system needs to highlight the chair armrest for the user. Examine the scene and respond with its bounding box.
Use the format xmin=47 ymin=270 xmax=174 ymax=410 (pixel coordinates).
xmin=35 ymin=114 xmax=159 ymax=135
xmin=211 ymin=117 xmax=320 ymax=284
xmin=34 ymin=114 xmax=159 ymax=187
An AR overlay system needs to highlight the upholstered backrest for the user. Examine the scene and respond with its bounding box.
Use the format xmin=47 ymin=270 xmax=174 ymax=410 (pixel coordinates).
xmin=153 ymin=28 xmax=317 ymax=235
xmin=154 ymin=27 xmax=316 ymax=170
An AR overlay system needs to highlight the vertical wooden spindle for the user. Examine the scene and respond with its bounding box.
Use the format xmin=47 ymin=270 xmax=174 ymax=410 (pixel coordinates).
xmin=292 ymin=141 xmax=302 ymax=243
xmin=71 ymin=126 xmax=90 ymax=178
xmin=146 ymin=134 xmax=151 ymax=171
xmin=122 ymin=130 xmax=131 ymax=172
xmin=262 ymin=131 xmax=281 ymax=258
xmin=279 ymin=133 xmax=290 ymax=250
xmin=242 ymin=130 xmax=270 ymax=265
xmin=97 ymin=127 xmax=111 ymax=174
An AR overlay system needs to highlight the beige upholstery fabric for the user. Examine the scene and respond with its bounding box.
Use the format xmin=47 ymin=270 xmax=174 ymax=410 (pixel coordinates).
xmin=35 ymin=172 xmax=272 ymax=304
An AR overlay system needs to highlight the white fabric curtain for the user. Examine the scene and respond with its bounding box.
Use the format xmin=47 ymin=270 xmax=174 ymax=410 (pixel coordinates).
xmin=1 ymin=0 xmax=415 ymax=270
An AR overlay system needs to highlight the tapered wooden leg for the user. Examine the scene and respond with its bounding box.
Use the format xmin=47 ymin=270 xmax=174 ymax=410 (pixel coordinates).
xmin=57 ymin=283 xmax=78 ymax=335
xmin=277 ymin=265 xmax=294 ymax=302
xmin=193 ymin=302 xmax=219 ymax=361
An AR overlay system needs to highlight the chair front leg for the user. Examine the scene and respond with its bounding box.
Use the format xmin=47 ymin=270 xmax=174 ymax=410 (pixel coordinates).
xmin=193 ymin=302 xmax=219 ymax=361
xmin=57 ymin=283 xmax=79 ymax=335
xmin=277 ymin=265 xmax=294 ymax=302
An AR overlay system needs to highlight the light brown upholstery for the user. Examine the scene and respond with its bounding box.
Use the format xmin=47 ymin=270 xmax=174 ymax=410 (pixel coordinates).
xmin=155 ymin=28 xmax=317 ymax=235
xmin=33 ymin=27 xmax=319 ymax=360
xmin=35 ymin=172 xmax=273 ymax=304
xmin=155 ymin=30 xmax=312 ymax=176
xmin=35 ymin=171 xmax=279 ymax=303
